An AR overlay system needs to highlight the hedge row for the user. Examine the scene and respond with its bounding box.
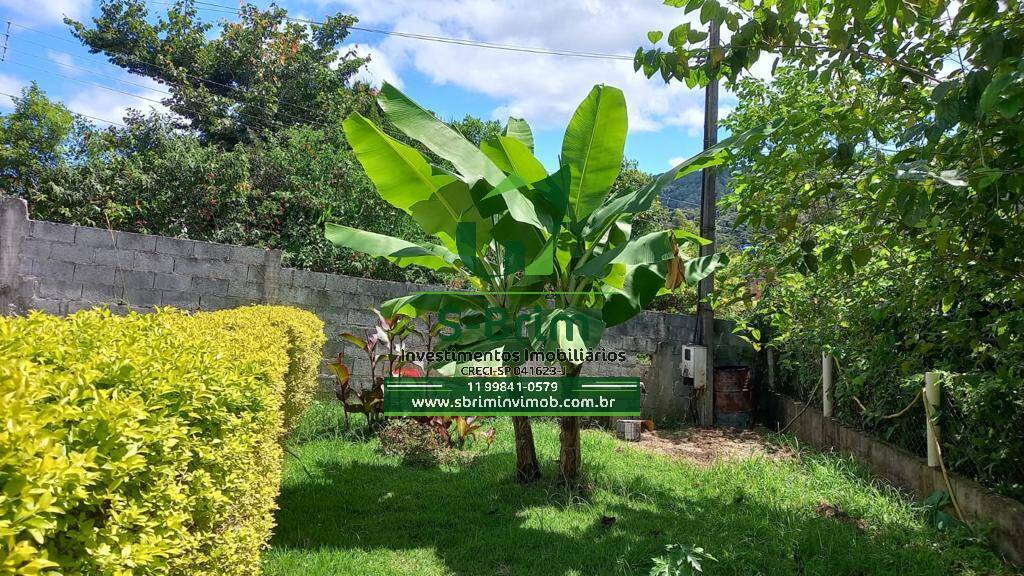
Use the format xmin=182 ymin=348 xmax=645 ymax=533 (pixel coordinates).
xmin=0 ymin=305 xmax=326 ymax=575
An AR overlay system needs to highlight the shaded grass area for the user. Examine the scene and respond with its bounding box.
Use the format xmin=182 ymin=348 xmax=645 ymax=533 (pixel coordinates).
xmin=265 ymin=402 xmax=1017 ymax=576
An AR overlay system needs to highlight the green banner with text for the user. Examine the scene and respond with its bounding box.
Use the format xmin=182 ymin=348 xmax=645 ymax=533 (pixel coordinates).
xmin=383 ymin=377 xmax=641 ymax=416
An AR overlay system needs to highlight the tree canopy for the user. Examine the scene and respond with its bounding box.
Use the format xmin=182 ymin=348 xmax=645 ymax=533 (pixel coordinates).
xmin=638 ymin=0 xmax=1024 ymax=498
xmin=67 ymin=0 xmax=372 ymax=146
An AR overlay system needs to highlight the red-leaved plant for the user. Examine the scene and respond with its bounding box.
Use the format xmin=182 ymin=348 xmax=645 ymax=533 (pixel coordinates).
xmin=328 ymin=308 xmax=495 ymax=448
xmin=329 ymin=309 xmax=425 ymax=429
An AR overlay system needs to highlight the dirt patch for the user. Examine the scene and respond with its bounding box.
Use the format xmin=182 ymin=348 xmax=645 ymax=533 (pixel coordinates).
xmin=636 ymin=426 xmax=793 ymax=466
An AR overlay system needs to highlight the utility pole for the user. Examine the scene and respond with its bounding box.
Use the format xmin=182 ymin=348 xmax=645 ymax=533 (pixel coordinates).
xmin=1 ymin=22 xmax=10 ymax=63
xmin=695 ymin=20 xmax=720 ymax=427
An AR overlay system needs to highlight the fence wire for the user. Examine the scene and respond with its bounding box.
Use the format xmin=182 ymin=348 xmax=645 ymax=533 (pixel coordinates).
xmin=773 ymin=351 xmax=1023 ymax=503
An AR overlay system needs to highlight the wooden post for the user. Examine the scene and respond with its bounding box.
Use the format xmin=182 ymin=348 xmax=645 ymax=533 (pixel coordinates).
xmin=925 ymin=372 xmax=941 ymax=468
xmin=766 ymin=347 xmax=776 ymax=390
xmin=822 ymin=352 xmax=833 ymax=417
xmin=695 ymin=19 xmax=721 ymax=427
xmin=0 ymin=196 xmax=29 ymax=316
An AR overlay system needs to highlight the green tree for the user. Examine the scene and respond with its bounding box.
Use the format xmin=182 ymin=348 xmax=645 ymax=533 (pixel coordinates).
xmin=719 ymin=67 xmax=1024 ymax=497
xmin=67 ymin=0 xmax=373 ymax=146
xmin=448 ymin=115 xmax=504 ymax=147
xmin=637 ymin=0 xmax=1024 ymax=497
xmin=327 ymin=82 xmax=752 ymax=483
xmin=0 ymin=84 xmax=95 ymax=222
xmin=639 ymin=0 xmax=1024 ymax=282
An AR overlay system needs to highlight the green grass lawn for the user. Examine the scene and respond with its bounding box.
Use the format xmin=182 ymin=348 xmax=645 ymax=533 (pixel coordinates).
xmin=264 ymin=402 xmax=1017 ymax=576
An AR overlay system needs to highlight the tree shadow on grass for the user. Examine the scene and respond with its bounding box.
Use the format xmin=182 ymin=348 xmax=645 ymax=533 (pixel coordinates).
xmin=266 ymin=442 xmax=998 ymax=576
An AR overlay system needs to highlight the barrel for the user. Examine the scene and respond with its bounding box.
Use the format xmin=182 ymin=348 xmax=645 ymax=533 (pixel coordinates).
xmin=714 ymin=366 xmax=753 ymax=428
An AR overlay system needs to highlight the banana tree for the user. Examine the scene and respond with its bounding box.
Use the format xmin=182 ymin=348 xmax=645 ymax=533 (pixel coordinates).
xmin=327 ymin=82 xmax=760 ymax=483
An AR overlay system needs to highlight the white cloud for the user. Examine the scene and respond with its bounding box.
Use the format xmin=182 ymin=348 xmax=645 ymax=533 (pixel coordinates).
xmin=46 ymin=50 xmax=80 ymax=75
xmin=665 ymin=107 xmax=706 ymax=136
xmin=65 ymin=75 xmax=169 ymax=125
xmin=0 ymin=67 xmax=167 ymax=124
xmin=339 ymin=43 xmax=404 ymax=89
xmin=329 ymin=0 xmax=711 ymax=132
xmin=0 ymin=73 xmax=28 ymax=110
xmin=667 ymin=156 xmax=686 ymax=168
xmin=0 ymin=0 xmax=91 ymax=25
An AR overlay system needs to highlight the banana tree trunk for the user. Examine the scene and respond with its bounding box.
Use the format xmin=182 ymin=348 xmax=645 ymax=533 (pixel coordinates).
xmin=512 ymin=416 xmax=541 ymax=482
xmin=559 ymin=416 xmax=582 ymax=483
xmin=559 ymin=363 xmax=584 ymax=484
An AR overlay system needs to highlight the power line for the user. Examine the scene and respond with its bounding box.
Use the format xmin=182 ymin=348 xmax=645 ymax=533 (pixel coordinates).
xmin=7 ymin=23 xmax=80 ymax=47
xmin=5 ymin=0 xmax=640 ymax=138
xmin=662 ymin=198 xmax=703 ymax=209
xmin=8 ymin=22 xmax=335 ymax=128
xmin=184 ymin=0 xmax=636 ymax=61
xmin=2 ymin=59 xmax=168 ymax=107
xmin=0 ymin=90 xmax=127 ymax=127
xmin=5 ymin=43 xmax=172 ymax=97
xmin=13 ymin=2 xmax=638 ymax=64
xmin=2 ymin=38 xmax=350 ymax=137
xmin=348 ymin=25 xmax=634 ymax=61
xmin=1 ymin=56 xmax=312 ymax=136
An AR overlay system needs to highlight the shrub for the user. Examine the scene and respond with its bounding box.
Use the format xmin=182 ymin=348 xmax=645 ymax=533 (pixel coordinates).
xmin=377 ymin=419 xmax=452 ymax=467
xmin=180 ymin=305 xmax=327 ymax=434
xmin=0 ymin=305 xmax=325 ymax=576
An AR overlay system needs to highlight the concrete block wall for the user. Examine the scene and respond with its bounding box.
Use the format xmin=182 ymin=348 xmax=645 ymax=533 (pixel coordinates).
xmin=767 ymin=393 xmax=1024 ymax=565
xmin=18 ymin=218 xmax=276 ymax=315
xmin=1 ymin=196 xmax=752 ymax=403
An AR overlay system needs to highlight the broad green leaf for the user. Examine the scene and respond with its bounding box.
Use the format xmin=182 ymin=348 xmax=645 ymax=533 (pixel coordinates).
xmin=378 ymin=82 xmax=505 ymax=185
xmin=668 ymin=23 xmax=691 ymax=47
xmin=980 ymin=73 xmax=1015 ymax=114
xmin=500 ymin=277 xmax=546 ymax=312
xmin=492 ymin=214 xmax=547 ymax=272
xmin=674 ymin=229 xmax=712 ymax=246
xmin=436 ymin=336 xmax=533 ymax=373
xmin=555 ymin=229 xmax=576 ymax=273
xmin=325 ymin=223 xmax=458 ymax=272
xmin=524 ymin=235 xmax=556 ymax=277
xmin=436 ymin=311 xmax=504 ymax=348
xmin=503 ymin=117 xmax=535 ymax=151
xmin=532 ymin=164 xmax=571 ymax=222
xmin=469 ymin=178 xmax=507 ymax=218
xmin=342 ymin=113 xmax=456 ymax=212
xmin=481 ymin=136 xmax=549 ymax=183
xmin=941 ymin=294 xmax=955 ymax=314
xmin=851 ymin=246 xmax=871 ymax=266
xmin=408 ymin=178 xmax=491 ymax=249
xmin=486 ymin=174 xmax=555 ymax=233
xmin=456 ymin=221 xmax=488 ymax=276
xmin=526 ymin=307 xmax=605 ymax=357
xmin=683 ymin=253 xmax=730 ymax=285
xmin=381 ymin=292 xmax=489 ymax=318
xmin=561 ymin=85 xmax=628 ymax=223
xmin=612 ymin=230 xmax=676 ymax=265
xmin=577 ymin=230 xmax=675 ymax=277
xmin=609 ymin=216 xmax=632 ymax=246
xmin=601 ymin=263 xmax=667 ymax=326
xmin=575 ymin=241 xmax=628 ymax=277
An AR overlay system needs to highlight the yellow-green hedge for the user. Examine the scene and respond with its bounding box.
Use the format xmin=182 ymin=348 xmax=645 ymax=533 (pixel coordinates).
xmin=0 ymin=305 xmax=325 ymax=576
xmin=179 ymin=306 xmax=327 ymax=435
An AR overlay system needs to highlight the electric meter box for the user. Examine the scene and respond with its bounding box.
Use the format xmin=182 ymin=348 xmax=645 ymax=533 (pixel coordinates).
xmin=681 ymin=344 xmax=708 ymax=390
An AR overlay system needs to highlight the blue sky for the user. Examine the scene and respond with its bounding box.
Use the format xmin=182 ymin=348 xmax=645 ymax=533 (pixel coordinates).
xmin=0 ymin=0 xmax=748 ymax=174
